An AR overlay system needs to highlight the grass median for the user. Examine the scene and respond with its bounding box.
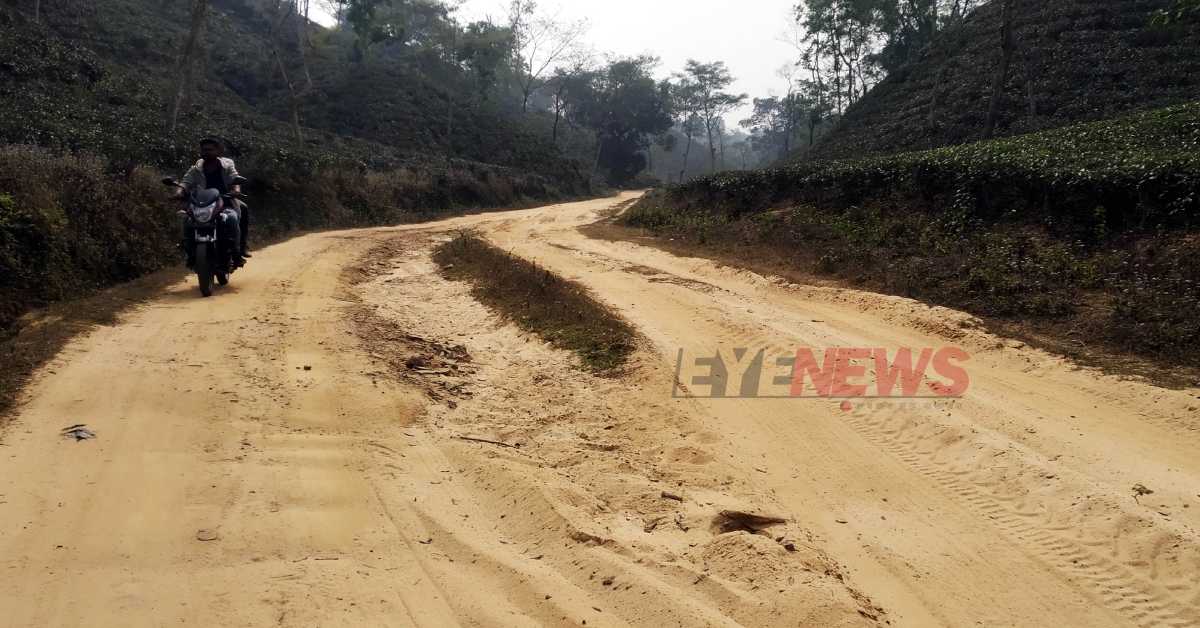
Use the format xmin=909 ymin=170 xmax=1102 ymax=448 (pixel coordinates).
xmin=433 ymin=232 xmax=636 ymax=374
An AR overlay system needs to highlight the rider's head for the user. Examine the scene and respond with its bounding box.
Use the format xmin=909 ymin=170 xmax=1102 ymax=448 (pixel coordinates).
xmin=199 ymin=137 xmax=224 ymax=162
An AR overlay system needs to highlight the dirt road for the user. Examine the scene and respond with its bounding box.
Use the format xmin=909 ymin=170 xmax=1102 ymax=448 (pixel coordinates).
xmin=2 ymin=193 xmax=1199 ymax=627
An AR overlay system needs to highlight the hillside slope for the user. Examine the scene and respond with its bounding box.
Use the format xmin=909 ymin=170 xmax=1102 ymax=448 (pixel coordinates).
xmin=625 ymin=103 xmax=1200 ymax=372
xmin=0 ymin=0 xmax=585 ymax=179
xmin=811 ymin=0 xmax=1200 ymax=160
xmin=0 ymin=0 xmax=592 ymax=332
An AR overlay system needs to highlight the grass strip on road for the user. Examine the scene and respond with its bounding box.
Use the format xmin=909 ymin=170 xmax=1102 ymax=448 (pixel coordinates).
xmin=433 ymin=232 xmax=636 ymax=374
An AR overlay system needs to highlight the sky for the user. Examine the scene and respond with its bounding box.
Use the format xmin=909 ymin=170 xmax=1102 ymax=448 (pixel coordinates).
xmin=312 ymin=1 xmax=803 ymax=125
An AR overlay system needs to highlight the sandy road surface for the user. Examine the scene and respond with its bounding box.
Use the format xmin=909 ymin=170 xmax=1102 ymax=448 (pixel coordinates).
xmin=2 ymin=193 xmax=1199 ymax=627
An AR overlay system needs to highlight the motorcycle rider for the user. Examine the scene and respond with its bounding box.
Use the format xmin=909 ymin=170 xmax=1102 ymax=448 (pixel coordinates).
xmin=175 ymin=137 xmax=250 ymax=267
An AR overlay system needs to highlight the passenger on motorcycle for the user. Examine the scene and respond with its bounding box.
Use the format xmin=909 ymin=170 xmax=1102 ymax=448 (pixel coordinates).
xmin=175 ymin=138 xmax=251 ymax=267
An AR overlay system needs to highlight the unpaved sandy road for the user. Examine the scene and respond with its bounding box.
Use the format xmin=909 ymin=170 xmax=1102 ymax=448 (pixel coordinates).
xmin=2 ymin=193 xmax=1199 ymax=627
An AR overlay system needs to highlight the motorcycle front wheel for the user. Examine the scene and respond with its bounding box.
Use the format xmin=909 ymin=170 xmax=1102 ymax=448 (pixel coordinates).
xmin=195 ymin=244 xmax=214 ymax=297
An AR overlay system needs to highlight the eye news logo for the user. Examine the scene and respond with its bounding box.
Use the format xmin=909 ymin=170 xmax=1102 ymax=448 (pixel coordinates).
xmin=672 ymin=347 xmax=971 ymax=404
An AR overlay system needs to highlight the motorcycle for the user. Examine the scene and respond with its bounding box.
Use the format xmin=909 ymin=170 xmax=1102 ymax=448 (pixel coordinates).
xmin=161 ymin=176 xmax=248 ymax=297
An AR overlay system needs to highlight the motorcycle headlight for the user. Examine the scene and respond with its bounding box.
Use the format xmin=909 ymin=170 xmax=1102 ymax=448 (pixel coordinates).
xmin=193 ymin=203 xmax=216 ymax=223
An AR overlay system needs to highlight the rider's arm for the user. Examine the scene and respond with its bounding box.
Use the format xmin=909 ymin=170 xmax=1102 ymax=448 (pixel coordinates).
xmin=179 ymin=164 xmax=202 ymax=197
xmin=224 ymin=159 xmax=242 ymax=195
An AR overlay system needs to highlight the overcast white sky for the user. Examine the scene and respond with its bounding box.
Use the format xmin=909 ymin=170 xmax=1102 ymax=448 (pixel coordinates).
xmin=312 ymin=1 xmax=801 ymax=125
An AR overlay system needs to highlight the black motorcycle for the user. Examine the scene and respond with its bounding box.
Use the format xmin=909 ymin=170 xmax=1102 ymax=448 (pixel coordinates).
xmin=162 ymin=176 xmax=247 ymax=297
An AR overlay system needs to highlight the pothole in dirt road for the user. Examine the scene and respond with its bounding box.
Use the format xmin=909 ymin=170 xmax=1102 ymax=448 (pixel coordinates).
xmin=342 ymin=238 xmax=479 ymax=407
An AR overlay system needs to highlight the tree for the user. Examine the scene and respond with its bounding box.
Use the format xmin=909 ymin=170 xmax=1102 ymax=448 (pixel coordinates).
xmin=508 ymin=0 xmax=588 ymax=113
xmin=795 ymin=0 xmax=877 ymax=113
xmin=457 ymin=21 xmax=514 ymax=103
xmin=874 ymin=0 xmax=938 ymax=74
xmin=344 ymin=0 xmax=455 ymax=61
xmin=546 ymin=64 xmax=596 ymax=144
xmin=741 ymin=97 xmax=790 ymax=162
xmin=982 ymin=0 xmax=1016 ymax=140
xmin=295 ymin=0 xmax=315 ymax=92
xmin=570 ymin=56 xmax=673 ymax=185
xmin=263 ymin=0 xmax=310 ymax=142
xmin=940 ymin=0 xmax=985 ymax=27
xmin=680 ymin=60 xmax=746 ymax=173
xmin=1152 ymin=0 xmax=1200 ymax=24
xmin=168 ymin=0 xmax=210 ymax=135
xmin=731 ymin=139 xmax=753 ymax=170
xmin=788 ymin=0 xmax=986 ymax=123
xmin=318 ymin=0 xmax=350 ymax=25
xmin=667 ymin=77 xmax=703 ymax=182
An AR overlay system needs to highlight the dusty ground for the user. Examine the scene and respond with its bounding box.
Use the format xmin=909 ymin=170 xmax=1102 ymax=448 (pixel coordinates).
xmin=1 ymin=193 xmax=1199 ymax=627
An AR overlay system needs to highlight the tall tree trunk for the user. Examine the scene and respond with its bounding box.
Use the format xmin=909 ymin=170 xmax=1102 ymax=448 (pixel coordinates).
xmin=168 ymin=0 xmax=209 ymax=135
xmin=928 ymin=64 xmax=948 ymax=129
xmin=296 ymin=0 xmax=314 ymax=93
xmin=268 ymin=1 xmax=303 ymax=143
xmin=1024 ymin=52 xmax=1038 ymax=117
xmin=832 ymin=37 xmax=843 ymax=114
xmin=445 ymin=97 xmax=455 ymax=151
xmin=781 ymin=103 xmax=792 ymax=161
xmin=591 ymin=134 xmax=605 ymax=180
xmin=983 ymin=0 xmax=1016 ymax=140
xmin=679 ymin=130 xmax=693 ymax=183
xmin=552 ymin=96 xmax=562 ymax=143
xmin=949 ymin=0 xmax=966 ymax=25
xmin=718 ymin=124 xmax=726 ymax=171
xmin=274 ymin=49 xmax=304 ymax=143
xmin=810 ymin=44 xmax=826 ymax=115
xmin=522 ymin=81 xmax=532 ymax=113
xmin=700 ymin=108 xmax=710 ymax=172
xmin=552 ymin=104 xmax=561 ymax=143
xmin=444 ymin=28 xmax=457 ymax=153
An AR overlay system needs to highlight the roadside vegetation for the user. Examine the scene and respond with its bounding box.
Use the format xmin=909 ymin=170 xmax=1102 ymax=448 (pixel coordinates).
xmin=433 ymin=233 xmax=636 ymax=373
xmin=798 ymin=0 xmax=1200 ymax=161
xmin=0 ymin=145 xmax=565 ymax=332
xmin=624 ymin=103 xmax=1200 ymax=370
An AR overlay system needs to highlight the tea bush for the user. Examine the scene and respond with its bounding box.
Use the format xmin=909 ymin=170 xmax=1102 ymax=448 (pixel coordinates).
xmin=0 ymin=146 xmax=576 ymax=333
xmin=624 ymin=103 xmax=1200 ymax=365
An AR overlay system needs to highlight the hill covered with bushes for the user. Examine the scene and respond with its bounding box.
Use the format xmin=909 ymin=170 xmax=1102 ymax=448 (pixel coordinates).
xmin=0 ymin=0 xmax=608 ymax=331
xmin=809 ymin=0 xmax=1200 ymax=160
xmin=0 ymin=0 xmax=589 ymax=177
xmin=625 ymin=103 xmax=1200 ymax=369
